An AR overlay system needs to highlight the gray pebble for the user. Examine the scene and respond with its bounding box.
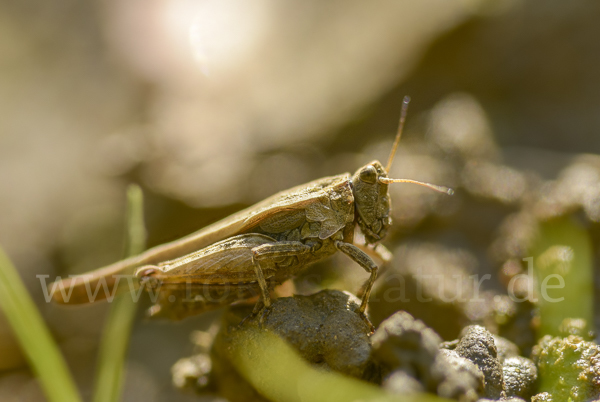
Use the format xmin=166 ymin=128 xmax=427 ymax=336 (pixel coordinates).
xmin=371 ymin=310 xmax=442 ymax=389
xmin=436 ymin=349 xmax=484 ymax=401
xmin=382 ymin=370 xmax=425 ymax=394
xmin=503 ymin=356 xmax=537 ymax=400
xmin=492 ymin=335 xmax=520 ymax=364
xmin=456 ymin=325 xmax=505 ymax=399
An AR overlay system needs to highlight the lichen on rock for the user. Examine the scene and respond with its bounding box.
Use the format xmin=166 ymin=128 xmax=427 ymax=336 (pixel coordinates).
xmin=531 ymin=334 xmax=600 ymax=402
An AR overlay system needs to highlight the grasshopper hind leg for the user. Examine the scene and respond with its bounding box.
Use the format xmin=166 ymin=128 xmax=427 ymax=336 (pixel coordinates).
xmin=237 ymin=298 xmax=264 ymax=328
xmin=237 ymin=258 xmax=271 ymax=328
xmin=241 ymin=241 xmax=312 ymax=327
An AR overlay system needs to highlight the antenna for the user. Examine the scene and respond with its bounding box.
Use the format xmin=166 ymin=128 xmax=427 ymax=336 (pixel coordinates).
xmin=382 ymin=95 xmax=453 ymax=196
xmin=379 ymin=177 xmax=454 ymax=196
xmin=385 ymin=95 xmax=411 ymax=172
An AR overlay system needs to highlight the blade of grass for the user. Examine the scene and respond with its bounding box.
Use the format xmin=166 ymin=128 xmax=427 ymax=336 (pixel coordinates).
xmin=0 ymin=247 xmax=82 ymax=402
xmin=93 ymin=184 xmax=147 ymax=402
xmin=230 ymin=328 xmax=450 ymax=402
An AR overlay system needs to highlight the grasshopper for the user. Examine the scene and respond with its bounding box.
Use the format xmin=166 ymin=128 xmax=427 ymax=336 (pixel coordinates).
xmin=50 ymin=96 xmax=452 ymax=323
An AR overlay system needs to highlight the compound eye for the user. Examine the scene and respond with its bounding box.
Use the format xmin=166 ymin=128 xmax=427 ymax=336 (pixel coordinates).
xmin=359 ymin=165 xmax=378 ymax=184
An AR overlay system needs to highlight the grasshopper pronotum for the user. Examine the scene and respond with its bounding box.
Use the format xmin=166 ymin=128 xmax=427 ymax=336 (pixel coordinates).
xmin=50 ymin=96 xmax=452 ymax=323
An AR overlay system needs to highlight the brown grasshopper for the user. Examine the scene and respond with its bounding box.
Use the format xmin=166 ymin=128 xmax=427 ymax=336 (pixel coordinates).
xmin=50 ymin=96 xmax=452 ymax=323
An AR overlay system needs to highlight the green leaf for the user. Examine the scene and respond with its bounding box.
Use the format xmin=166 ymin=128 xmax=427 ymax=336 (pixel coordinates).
xmin=0 ymin=247 xmax=82 ymax=402
xmin=532 ymin=216 xmax=593 ymax=338
xmin=93 ymin=184 xmax=147 ymax=402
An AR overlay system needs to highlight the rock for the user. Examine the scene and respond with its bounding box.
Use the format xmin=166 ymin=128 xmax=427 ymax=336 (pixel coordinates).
xmin=493 ymin=335 xmax=520 ymax=364
xmin=382 ymin=370 xmax=425 ymax=394
xmin=436 ymin=349 xmax=484 ymax=401
xmin=441 ymin=339 xmax=460 ymax=350
xmin=455 ymin=325 xmax=505 ymax=399
xmin=534 ymin=154 xmax=600 ymax=222
xmin=371 ymin=310 xmax=442 ymax=388
xmin=210 ymin=290 xmax=375 ymax=402
xmin=502 ymin=356 xmax=537 ymax=400
xmin=496 ymin=295 xmax=536 ymax=357
xmin=438 ymin=329 xmax=522 ymax=400
xmin=248 ymin=290 xmax=375 ymax=379
xmin=531 ymin=334 xmax=600 ymax=401
xmin=171 ymin=354 xmax=213 ymax=392
xmin=372 ymin=311 xmax=484 ymax=401
xmin=531 ymin=392 xmax=553 ymax=401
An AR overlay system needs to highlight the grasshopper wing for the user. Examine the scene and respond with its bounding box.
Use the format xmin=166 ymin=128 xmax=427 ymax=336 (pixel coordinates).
xmin=50 ymin=174 xmax=353 ymax=304
xmin=136 ymin=234 xmax=279 ymax=284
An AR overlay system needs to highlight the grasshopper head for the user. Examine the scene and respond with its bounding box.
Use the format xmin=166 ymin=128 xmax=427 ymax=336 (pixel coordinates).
xmin=352 ymin=96 xmax=453 ymax=244
xmin=351 ymin=161 xmax=392 ymax=243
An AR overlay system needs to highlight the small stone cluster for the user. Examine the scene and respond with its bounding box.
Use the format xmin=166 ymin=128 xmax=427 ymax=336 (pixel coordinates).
xmin=170 ymin=291 xmax=599 ymax=402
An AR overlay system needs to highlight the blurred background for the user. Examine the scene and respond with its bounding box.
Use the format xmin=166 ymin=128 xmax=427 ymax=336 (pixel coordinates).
xmin=1 ymin=0 xmax=600 ymax=400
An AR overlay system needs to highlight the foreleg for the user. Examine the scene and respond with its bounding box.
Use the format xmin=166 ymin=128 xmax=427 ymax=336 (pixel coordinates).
xmin=334 ymin=241 xmax=378 ymax=314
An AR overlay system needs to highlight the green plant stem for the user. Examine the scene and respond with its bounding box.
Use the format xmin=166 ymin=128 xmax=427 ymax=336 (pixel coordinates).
xmin=93 ymin=184 xmax=147 ymax=402
xmin=0 ymin=247 xmax=82 ymax=402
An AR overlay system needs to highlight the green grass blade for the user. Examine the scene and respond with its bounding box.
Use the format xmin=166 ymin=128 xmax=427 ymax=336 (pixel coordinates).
xmin=230 ymin=329 xmax=449 ymax=402
xmin=123 ymin=184 xmax=148 ymax=258
xmin=93 ymin=184 xmax=147 ymax=402
xmin=0 ymin=247 xmax=82 ymax=402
